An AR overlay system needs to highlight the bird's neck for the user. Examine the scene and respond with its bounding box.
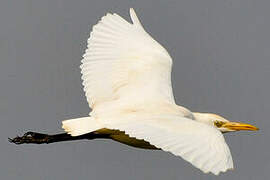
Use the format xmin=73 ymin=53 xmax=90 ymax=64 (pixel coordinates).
xmin=192 ymin=112 xmax=213 ymax=125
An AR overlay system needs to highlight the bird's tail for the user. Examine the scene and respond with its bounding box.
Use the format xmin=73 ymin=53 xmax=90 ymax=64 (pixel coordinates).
xmin=62 ymin=117 xmax=102 ymax=136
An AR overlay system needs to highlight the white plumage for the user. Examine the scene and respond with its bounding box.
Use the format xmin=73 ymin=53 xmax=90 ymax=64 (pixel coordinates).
xmin=81 ymin=8 xmax=174 ymax=109
xmin=62 ymin=8 xmax=235 ymax=175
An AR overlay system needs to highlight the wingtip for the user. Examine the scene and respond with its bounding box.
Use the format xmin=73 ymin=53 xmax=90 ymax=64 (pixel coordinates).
xmin=129 ymin=8 xmax=135 ymax=15
xmin=129 ymin=8 xmax=142 ymax=27
xmin=213 ymin=166 xmax=234 ymax=176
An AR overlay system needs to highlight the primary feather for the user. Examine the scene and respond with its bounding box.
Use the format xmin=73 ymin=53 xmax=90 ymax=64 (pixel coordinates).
xmin=62 ymin=8 xmax=234 ymax=175
xmin=106 ymin=114 xmax=233 ymax=175
xmin=80 ymin=8 xmax=174 ymax=109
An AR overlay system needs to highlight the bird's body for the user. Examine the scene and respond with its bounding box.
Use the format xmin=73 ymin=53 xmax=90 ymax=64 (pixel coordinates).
xmin=62 ymin=8 xmax=258 ymax=175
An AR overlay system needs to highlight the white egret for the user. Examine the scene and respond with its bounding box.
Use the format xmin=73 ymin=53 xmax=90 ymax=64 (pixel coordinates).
xmin=61 ymin=8 xmax=258 ymax=175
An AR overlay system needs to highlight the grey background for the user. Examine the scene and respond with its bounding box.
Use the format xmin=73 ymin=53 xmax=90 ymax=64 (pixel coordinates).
xmin=1 ymin=0 xmax=268 ymax=179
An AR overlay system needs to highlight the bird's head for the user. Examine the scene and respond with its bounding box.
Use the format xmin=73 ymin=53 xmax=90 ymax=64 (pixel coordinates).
xmin=193 ymin=113 xmax=259 ymax=133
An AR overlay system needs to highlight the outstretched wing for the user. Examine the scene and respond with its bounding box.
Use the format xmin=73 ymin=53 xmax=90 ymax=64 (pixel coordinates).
xmin=81 ymin=8 xmax=175 ymax=108
xmin=105 ymin=114 xmax=233 ymax=175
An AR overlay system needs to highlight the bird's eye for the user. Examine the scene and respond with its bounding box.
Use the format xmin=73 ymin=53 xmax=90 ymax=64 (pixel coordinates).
xmin=214 ymin=121 xmax=225 ymax=128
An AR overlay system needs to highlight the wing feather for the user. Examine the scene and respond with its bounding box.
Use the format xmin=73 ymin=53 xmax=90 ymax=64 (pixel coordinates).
xmin=77 ymin=8 xmax=234 ymax=175
xmin=105 ymin=114 xmax=234 ymax=175
xmin=81 ymin=8 xmax=174 ymax=108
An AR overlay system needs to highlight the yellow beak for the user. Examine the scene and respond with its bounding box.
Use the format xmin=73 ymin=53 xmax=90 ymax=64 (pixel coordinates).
xmin=222 ymin=122 xmax=259 ymax=131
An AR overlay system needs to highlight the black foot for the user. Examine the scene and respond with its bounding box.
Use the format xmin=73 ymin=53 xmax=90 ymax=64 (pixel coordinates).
xmin=9 ymin=132 xmax=52 ymax=145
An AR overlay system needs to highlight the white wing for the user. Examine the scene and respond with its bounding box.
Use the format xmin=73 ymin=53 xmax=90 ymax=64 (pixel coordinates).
xmin=105 ymin=114 xmax=234 ymax=175
xmin=77 ymin=8 xmax=234 ymax=175
xmin=81 ymin=8 xmax=175 ymax=108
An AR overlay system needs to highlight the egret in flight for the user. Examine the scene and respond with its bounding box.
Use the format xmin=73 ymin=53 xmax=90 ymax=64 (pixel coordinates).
xmin=60 ymin=8 xmax=259 ymax=175
xmin=11 ymin=8 xmax=258 ymax=175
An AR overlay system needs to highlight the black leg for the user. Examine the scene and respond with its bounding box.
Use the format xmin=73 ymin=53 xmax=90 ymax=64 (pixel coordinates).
xmin=8 ymin=131 xmax=109 ymax=145
xmin=8 ymin=130 xmax=159 ymax=150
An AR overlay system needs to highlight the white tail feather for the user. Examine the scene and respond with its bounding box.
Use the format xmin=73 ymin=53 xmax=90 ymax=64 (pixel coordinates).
xmin=62 ymin=117 xmax=102 ymax=136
